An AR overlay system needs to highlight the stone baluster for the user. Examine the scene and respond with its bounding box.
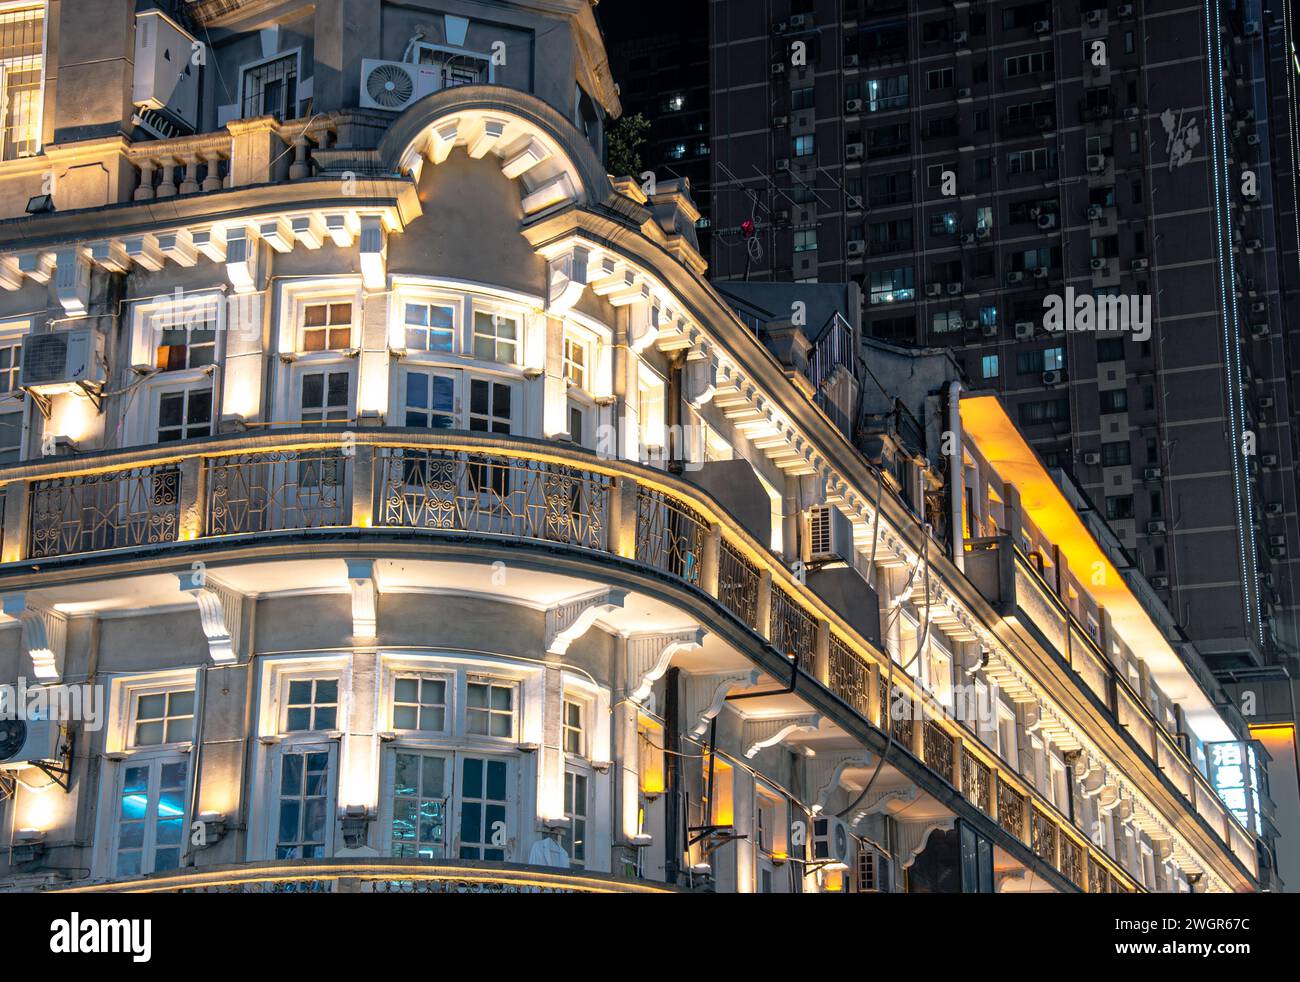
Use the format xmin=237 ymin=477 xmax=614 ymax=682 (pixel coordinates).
xmin=289 ymin=133 xmax=312 ymax=180
xmin=202 ymin=152 xmax=224 ymax=192
xmin=180 ymin=154 xmax=201 ymax=195
xmin=134 ymin=159 xmax=157 ymax=201
xmin=157 ymin=158 xmax=178 ymax=197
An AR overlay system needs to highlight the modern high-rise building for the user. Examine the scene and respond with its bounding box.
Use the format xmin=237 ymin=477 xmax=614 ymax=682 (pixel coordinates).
xmin=0 ymin=0 xmax=1271 ymax=895
xmin=709 ymin=0 xmax=1300 ymax=677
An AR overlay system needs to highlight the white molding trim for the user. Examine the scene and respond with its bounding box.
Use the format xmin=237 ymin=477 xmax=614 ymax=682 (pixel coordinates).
xmin=2 ymin=594 xmax=68 ymax=681
xmin=545 ymin=588 xmax=628 ymax=656
xmin=742 ymin=713 xmax=820 ymax=759
xmin=626 ymin=628 xmax=706 ymax=704
xmin=176 ymin=570 xmax=243 ymax=665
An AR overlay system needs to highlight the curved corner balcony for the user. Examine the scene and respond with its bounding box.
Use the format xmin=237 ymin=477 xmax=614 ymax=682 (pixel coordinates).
xmin=44 ymin=857 xmax=675 ymax=894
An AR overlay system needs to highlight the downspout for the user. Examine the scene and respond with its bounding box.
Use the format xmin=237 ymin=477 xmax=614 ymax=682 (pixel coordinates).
xmin=947 ymin=380 xmax=965 ymax=572
xmin=662 ymin=666 xmax=682 ymax=885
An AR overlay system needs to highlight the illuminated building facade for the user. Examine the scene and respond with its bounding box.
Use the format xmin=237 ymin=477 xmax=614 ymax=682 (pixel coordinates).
xmin=0 ymin=0 xmax=1266 ymax=893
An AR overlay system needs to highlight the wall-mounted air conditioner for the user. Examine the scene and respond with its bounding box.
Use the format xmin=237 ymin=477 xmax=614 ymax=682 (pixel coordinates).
xmin=360 ymin=59 xmax=441 ymax=111
xmin=1034 ymin=20 xmax=1052 ymax=34
xmin=1262 ymin=453 xmax=1279 ymax=467
xmin=1086 ymin=154 xmax=1107 ymax=173
xmin=812 ymin=815 xmax=852 ymax=869
xmin=1131 ymin=257 xmax=1149 ymax=271
xmin=1083 ymin=452 xmax=1101 ymax=465
xmin=1015 ymin=321 xmax=1034 ymax=339
xmin=960 ymin=233 xmax=976 ymax=245
xmin=926 ymin=283 xmax=943 ymax=297
xmin=1042 ymin=370 xmax=1063 ymax=385
xmin=847 ymin=240 xmax=866 ymax=257
xmin=1007 ymin=271 xmax=1025 ymax=284
xmin=846 ymin=142 xmax=865 ymax=159
xmin=947 ymin=282 xmax=963 ymax=295
xmin=1086 ymin=205 xmax=1104 ymax=220
xmin=1090 ymin=258 xmax=1106 ymax=271
xmin=1150 ymin=575 xmax=1168 ymax=589
xmin=809 ymin=505 xmax=855 ymax=567
xmin=1265 ymin=502 xmax=1284 ymax=516
xmin=1033 ymin=266 xmax=1050 ymax=278
xmin=0 ymin=715 xmax=60 ymax=770
xmin=1143 ymin=467 xmax=1163 ymax=480
xmin=845 ymin=99 xmax=863 ymax=113
xmin=1037 ymin=213 xmax=1057 ymax=230
xmin=1147 ymin=521 xmax=1167 ymax=534
xmin=20 ymin=328 xmax=106 ymax=395
xmin=133 ymin=10 xmax=201 ymax=134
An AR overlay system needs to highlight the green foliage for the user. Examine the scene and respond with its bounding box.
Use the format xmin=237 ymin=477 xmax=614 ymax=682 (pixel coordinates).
xmin=606 ymin=113 xmax=650 ymax=177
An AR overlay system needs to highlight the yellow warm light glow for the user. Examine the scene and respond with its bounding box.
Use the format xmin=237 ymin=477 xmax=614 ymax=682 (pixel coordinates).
xmin=48 ymin=394 xmax=95 ymax=444
xmin=959 ymin=394 xmax=1233 ymax=741
xmin=19 ymin=786 xmax=60 ymax=832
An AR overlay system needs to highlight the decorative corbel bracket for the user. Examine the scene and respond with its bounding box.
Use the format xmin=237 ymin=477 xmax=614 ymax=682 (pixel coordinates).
xmin=2 ymin=595 xmax=68 ymax=681
xmin=545 ymin=245 xmax=590 ymax=312
xmin=176 ymin=570 xmax=243 ymax=665
xmin=627 ymin=627 xmax=706 ymax=704
xmin=685 ymin=670 xmax=758 ymax=740
xmin=345 ymin=559 xmax=379 ymax=640
xmin=807 ymin=749 xmax=874 ymax=814
xmin=359 ymin=215 xmax=388 ymax=291
xmin=545 ymin=589 xmax=628 ymax=656
xmin=742 ymin=713 xmax=820 ymax=759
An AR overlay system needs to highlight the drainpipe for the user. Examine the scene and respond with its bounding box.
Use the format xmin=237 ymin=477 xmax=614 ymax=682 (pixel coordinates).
xmin=667 ymin=350 xmax=685 ymax=475
xmin=662 ymin=667 xmax=682 ymax=885
xmin=947 ymin=380 xmax=965 ymax=572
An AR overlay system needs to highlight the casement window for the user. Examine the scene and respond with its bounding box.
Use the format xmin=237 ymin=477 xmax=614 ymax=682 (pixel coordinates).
xmin=390 ymin=749 xmax=450 ymax=857
xmin=932 ymin=311 xmax=962 ymax=334
xmin=241 ymin=52 xmax=300 ymax=122
xmin=562 ymin=699 xmax=584 ymax=756
xmin=114 ymin=756 xmax=188 ymax=877
xmin=701 ymin=754 xmax=735 ymax=827
xmin=561 ymin=770 xmax=589 ymax=867
xmin=0 ymin=3 xmax=45 ymax=161
xmin=924 ymin=639 xmax=953 ymax=708
xmin=638 ymin=371 xmax=666 ymax=452
xmin=301 ymin=301 xmax=354 ymax=352
xmin=130 ymin=687 xmax=195 ymax=748
xmin=384 ymin=748 xmax=516 ymax=861
xmin=457 ymin=755 xmax=512 ymax=859
xmin=157 ymin=386 xmax=213 ymax=443
xmin=392 ymin=676 xmax=448 ymax=732
xmin=274 ymin=746 xmax=333 ymax=858
xmin=0 ymin=409 xmax=20 ymax=463
xmin=465 ymin=678 xmax=515 ymax=739
xmin=754 ymin=788 xmax=788 ymax=892
xmin=472 ymin=311 xmax=519 ymax=364
xmin=402 ymin=369 xmax=457 ymax=429
xmin=155 ymin=308 xmax=217 ymax=371
xmin=869 ymin=267 xmax=914 ymax=304
xmin=793 ymin=229 xmax=818 ymax=253
xmin=403 ymin=301 xmax=456 ymax=353
xmin=637 ymin=714 xmax=666 ymax=795
xmin=0 ymin=337 xmax=20 ymax=392
xmin=996 ymin=703 xmax=1020 ymax=769
xmin=980 ymin=355 xmax=999 ymax=379
xmin=563 ymin=335 xmax=589 ymax=390
xmin=467 ymin=378 xmax=513 ymax=433
xmin=300 ymin=370 xmax=352 ymax=425
xmin=864 ymin=74 xmax=907 ymax=112
xmin=793 ymin=134 xmax=815 ymax=158
xmin=1005 ymin=51 xmax=1053 ymax=78
xmin=283 ymin=678 xmax=339 ymax=733
xmin=926 ymin=67 xmax=953 ymax=90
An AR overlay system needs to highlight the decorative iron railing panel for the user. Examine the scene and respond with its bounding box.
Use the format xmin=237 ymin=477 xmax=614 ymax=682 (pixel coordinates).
xmin=879 ymin=675 xmax=913 ymax=746
xmin=28 ymin=465 xmax=181 ymax=558
xmin=206 ymin=450 xmax=351 ymax=535
xmin=635 ymin=488 xmax=706 ymax=585
xmin=997 ymin=782 xmax=1025 ymax=840
xmin=828 ymin=635 xmax=870 ymax=717
xmin=962 ymin=754 xmax=992 ymax=814
xmin=770 ymin=587 xmax=816 ymax=665
xmin=1060 ymin=836 xmax=1083 ymax=888
xmin=1088 ymin=855 xmax=1107 ymax=894
xmin=1031 ymin=808 xmax=1058 ymax=865
xmin=365 ymin=878 xmax=577 ymax=894
xmin=717 ymin=541 xmax=761 ymax=630
xmin=374 ymin=448 xmax=610 ymax=551
xmin=923 ymin=720 xmax=954 ymax=778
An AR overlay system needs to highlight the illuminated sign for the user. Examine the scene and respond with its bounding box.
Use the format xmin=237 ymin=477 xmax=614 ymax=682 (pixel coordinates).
xmin=1206 ymin=741 xmax=1263 ymax=835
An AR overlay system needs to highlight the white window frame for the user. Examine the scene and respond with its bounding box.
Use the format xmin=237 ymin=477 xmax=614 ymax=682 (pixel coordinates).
xmin=469 ymin=302 xmax=524 ymax=366
xmin=464 ymin=675 xmax=519 ymax=742
xmin=107 ymin=751 xmax=192 ymax=880
xmin=0 ymin=2 xmax=46 ymax=163
xmin=388 ymin=671 xmax=453 ymax=735
xmin=390 ymin=289 xmax=460 ymax=357
xmin=269 ymin=740 xmax=338 ymax=860
xmin=0 ymin=319 xmax=27 ymax=463
xmin=153 ymin=381 xmax=216 ymax=444
xmin=105 ymin=669 xmax=200 ymax=755
xmin=293 ymin=363 xmax=356 ymax=427
xmin=410 ymin=42 xmax=495 ymax=89
xmin=562 ymin=766 xmax=591 ymax=867
xmin=278 ymin=672 xmax=343 ymax=736
xmin=126 ymin=681 xmax=197 ymax=751
xmin=995 ymin=701 xmax=1019 ymax=769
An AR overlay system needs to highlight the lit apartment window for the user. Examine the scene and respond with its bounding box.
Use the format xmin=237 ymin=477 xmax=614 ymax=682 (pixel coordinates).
xmin=300 ymin=370 xmax=351 ymax=425
xmin=0 ymin=409 xmax=20 ymax=464
xmin=472 ymin=311 xmax=519 ymax=363
xmin=390 ymin=750 xmax=449 ymax=857
xmin=392 ymin=676 xmax=448 ymax=731
xmin=403 ymin=302 xmax=455 ymax=352
xmin=0 ymin=337 xmax=20 ymax=392
xmin=869 ymin=267 xmax=914 ymax=305
xmin=562 ymin=770 xmax=589 ymax=867
xmin=157 ymin=387 xmax=213 ymax=443
xmin=466 ymin=679 xmax=515 ymax=738
xmin=0 ymin=3 xmax=44 ymax=161
xmin=793 ymin=134 xmax=815 ymax=157
xmin=402 ymin=369 xmax=456 ymax=429
xmin=981 ymin=355 xmax=999 ymax=379
xmin=302 ymin=301 xmax=354 ymax=352
xmin=114 ymin=757 xmax=188 ymax=877
xmin=283 ymin=678 xmax=339 ymax=732
xmin=131 ymin=688 xmax=195 ymax=748
xmin=275 ymin=748 xmax=332 ymax=858
xmin=563 ymin=336 xmax=589 ymax=389
xmin=932 ymin=311 xmax=962 ymax=333
xmin=155 ymin=307 xmax=217 ymax=371
xmin=865 ymin=74 xmax=907 ymax=112
xmin=241 ymin=53 xmax=300 ymax=122
xmin=794 ymin=229 xmax=818 ymax=253
xmin=563 ymin=699 xmax=584 ymax=755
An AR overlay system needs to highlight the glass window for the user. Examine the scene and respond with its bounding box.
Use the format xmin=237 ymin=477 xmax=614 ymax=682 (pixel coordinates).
xmin=132 ymin=689 xmax=195 ymax=748
xmin=458 ymin=755 xmax=509 ymax=860
xmin=981 ymin=355 xmax=999 ymax=379
xmin=472 ymin=311 xmax=519 ymax=363
xmin=466 ymin=680 xmax=514 ymax=738
xmin=0 ymin=4 xmax=45 ymax=161
xmin=563 ymin=336 xmax=589 ymax=389
xmin=403 ymin=302 xmax=455 ymax=352
xmin=562 ymin=770 xmax=588 ymax=867
xmin=276 ymin=749 xmax=331 ymax=858
xmin=0 ymin=409 xmax=21 ymax=463
xmin=869 ymin=267 xmax=914 ymax=305
xmin=301 ymin=302 xmax=353 ymax=352
xmin=793 ymin=134 xmax=815 ymax=157
xmin=0 ymin=339 xmax=21 ymax=392
xmin=156 ymin=307 xmax=216 ymax=371
xmin=393 ymin=677 xmax=447 ymax=731
xmin=301 ymin=370 xmax=351 ymax=424
xmin=115 ymin=757 xmax=188 ymax=877
xmin=242 ymin=54 xmax=299 ymax=122
xmin=404 ymin=370 xmax=456 ymax=429
xmin=468 ymin=379 xmax=512 ymax=434
xmin=1101 ymin=441 xmax=1131 ymax=466
xmin=794 ymin=229 xmax=818 ymax=252
xmin=157 ymin=387 xmax=212 ymax=443
xmin=563 ymin=699 xmax=584 ymax=755
xmin=284 ymin=678 xmax=339 ymax=732
xmin=391 ymin=751 xmax=448 ymax=858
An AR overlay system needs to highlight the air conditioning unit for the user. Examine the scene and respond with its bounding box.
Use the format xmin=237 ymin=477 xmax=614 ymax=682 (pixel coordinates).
xmin=20 ymin=328 xmax=106 ymax=395
xmin=845 ymin=99 xmax=863 ymax=113
xmin=1087 ymin=154 xmax=1107 ymax=173
xmin=846 ymin=142 xmax=865 ymax=159
xmin=1241 ymin=109 xmax=1256 ymax=122
xmin=1268 ymin=534 xmax=1287 ymax=547
xmin=132 ymin=10 xmax=201 ymax=134
xmin=975 ymin=225 xmax=991 ymax=240
xmin=0 ymin=715 xmax=60 ymax=770
xmin=773 ymin=114 xmax=790 ymax=127
xmin=1131 ymin=258 xmax=1149 ymax=271
xmin=1144 ymin=467 xmax=1163 ymax=480
xmin=776 ymin=158 xmax=791 ymax=171
xmin=1090 ymin=258 xmax=1106 ymax=271
xmin=1033 ymin=266 xmax=1050 ymax=279
xmin=789 ymin=14 xmax=807 ymax=29
xmin=1042 ymin=370 xmax=1063 ymax=385
xmin=844 ymin=54 xmax=860 ymax=68
xmin=809 ymin=505 xmax=855 ymax=566
xmin=1266 ymin=502 xmax=1284 ymax=516
xmin=1083 ymin=452 xmax=1102 ymax=465
xmin=856 ymin=845 xmax=887 ymax=892
xmin=952 ymin=31 xmax=969 ymax=44
xmin=1118 ymin=4 xmax=1135 ymax=17
xmin=812 ymin=815 xmax=853 ymax=869
xmin=1245 ymin=238 xmax=1264 ymax=251
xmin=1246 ymin=134 xmax=1261 ymax=146
xmin=964 ymin=319 xmax=980 ymax=331
xmin=1244 ymin=21 xmax=1261 ymax=37
xmin=1262 ymin=453 xmax=1279 ymax=467
xmin=983 ymin=323 xmax=999 ymax=337
xmin=1007 ymin=271 xmax=1026 ymax=284
xmin=1270 ymin=546 xmax=1287 ymax=559
xmin=1150 ymin=575 xmax=1169 ymax=589
xmin=847 ymin=240 xmax=866 ymax=257
xmin=957 ymin=87 xmax=973 ymax=100
xmin=1037 ymin=213 xmax=1057 ymax=230
xmin=771 ymin=62 xmax=787 ymax=76
xmin=1250 ymin=323 xmax=1269 ymax=338
xmin=1250 ymin=301 xmax=1267 ymax=314
xmin=846 ymin=195 xmax=864 ymax=211
xmin=1086 ymin=10 xmax=1104 ymax=27
xmin=1087 ymin=204 xmax=1104 ymax=220
xmin=1034 ymin=20 xmax=1052 ymax=34
xmin=947 ymin=282 xmax=963 ymax=295
xmin=1015 ymin=321 xmax=1035 ymax=339
xmin=359 ymin=59 xmax=440 ymax=112
xmin=960 ymin=233 xmax=976 ymax=245
xmin=926 ymin=283 xmax=943 ymax=297
xmin=1147 ymin=521 xmax=1167 ymax=534
xmin=1122 ymin=107 xmax=1140 ymax=120
xmin=1259 ymin=396 xmax=1275 ymax=409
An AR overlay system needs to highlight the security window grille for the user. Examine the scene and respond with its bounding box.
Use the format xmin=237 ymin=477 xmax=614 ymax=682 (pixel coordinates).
xmin=415 ymin=48 xmax=490 ymax=88
xmin=157 ymin=388 xmax=213 ymax=443
xmin=472 ymin=311 xmax=518 ymax=363
xmin=115 ymin=757 xmax=188 ymax=877
xmin=403 ymin=302 xmax=455 ymax=352
xmin=0 ymin=340 xmax=20 ymax=391
xmin=0 ymin=4 xmax=44 ymax=162
xmin=302 ymin=302 xmax=353 ymax=351
xmin=404 ymin=371 xmax=456 ymax=429
xmin=242 ymin=54 xmax=299 ymax=122
xmin=301 ymin=371 xmax=351 ymax=424
xmin=393 ymin=677 xmax=447 ymax=731
xmin=562 ymin=770 xmax=588 ymax=867
xmin=276 ymin=750 xmax=330 ymax=858
xmin=466 ymin=680 xmax=514 ymax=738
xmin=391 ymin=751 xmax=448 ymax=858
xmin=132 ymin=689 xmax=195 ymax=747
xmin=563 ymin=699 xmax=583 ymax=755
xmin=284 ymin=678 xmax=338 ymax=732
